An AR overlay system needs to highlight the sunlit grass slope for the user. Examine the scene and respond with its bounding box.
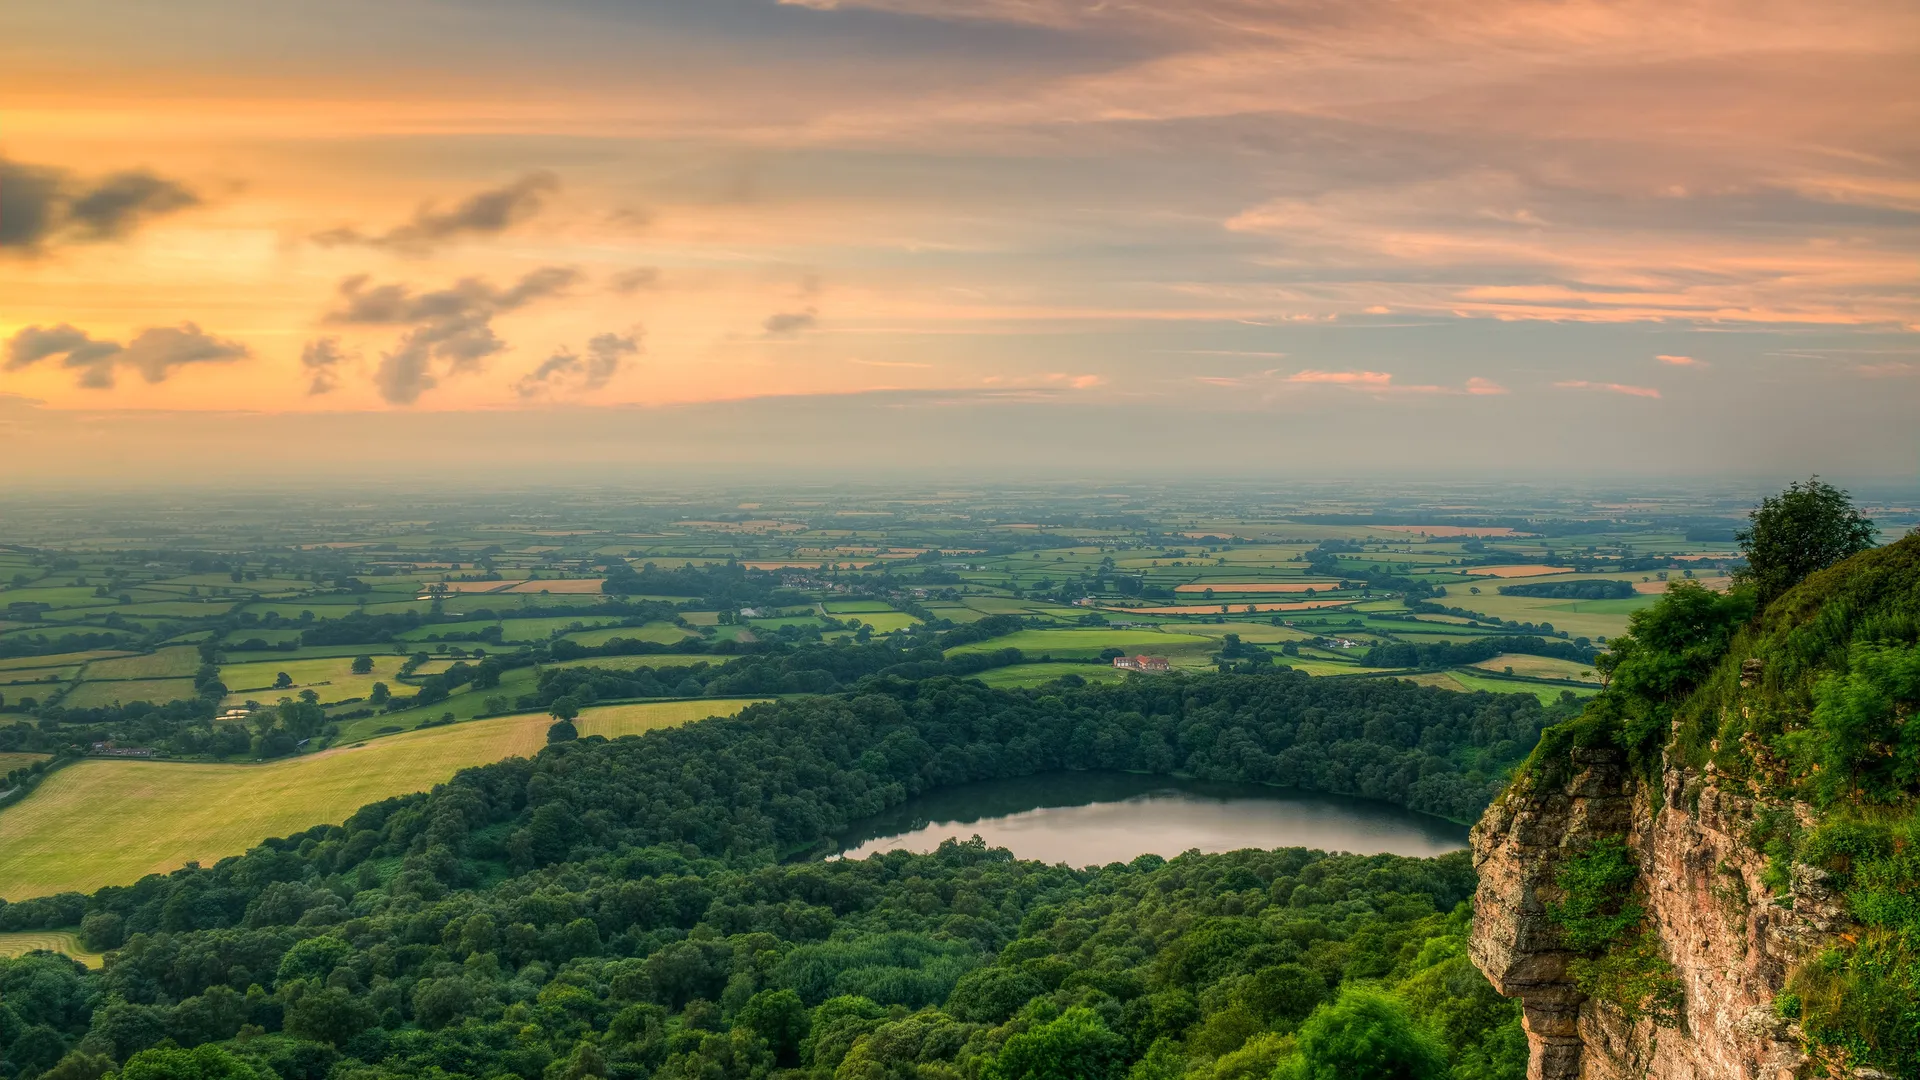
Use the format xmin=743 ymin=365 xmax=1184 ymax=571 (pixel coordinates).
xmin=0 ymin=699 xmax=764 ymax=900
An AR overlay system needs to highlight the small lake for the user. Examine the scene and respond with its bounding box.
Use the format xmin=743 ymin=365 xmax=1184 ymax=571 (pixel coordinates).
xmin=826 ymin=771 xmax=1468 ymax=866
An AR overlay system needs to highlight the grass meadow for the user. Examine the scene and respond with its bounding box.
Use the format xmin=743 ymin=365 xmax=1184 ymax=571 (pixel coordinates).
xmin=220 ymin=655 xmax=410 ymax=704
xmin=0 ymin=698 xmax=765 ymax=900
xmin=60 ymin=678 xmax=198 ymax=709
xmin=80 ymin=646 xmax=202 ymax=680
xmin=0 ymin=930 xmax=102 ymax=967
xmin=944 ymin=627 xmax=1216 ymax=660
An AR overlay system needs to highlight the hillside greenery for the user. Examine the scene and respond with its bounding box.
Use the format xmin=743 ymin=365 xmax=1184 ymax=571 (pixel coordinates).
xmin=1520 ymin=523 xmax=1920 ymax=1075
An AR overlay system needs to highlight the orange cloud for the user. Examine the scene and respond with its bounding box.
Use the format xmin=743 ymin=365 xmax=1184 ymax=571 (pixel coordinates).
xmin=1555 ymin=380 xmax=1661 ymax=398
xmin=1288 ymin=369 xmax=1392 ymax=385
xmin=1656 ymin=354 xmax=1702 ymax=366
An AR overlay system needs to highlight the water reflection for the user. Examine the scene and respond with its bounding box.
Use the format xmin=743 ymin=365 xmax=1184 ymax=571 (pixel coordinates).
xmin=826 ymin=771 xmax=1467 ymax=866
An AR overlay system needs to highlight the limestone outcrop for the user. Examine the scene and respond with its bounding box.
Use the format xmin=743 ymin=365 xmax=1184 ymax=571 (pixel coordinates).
xmin=1470 ymin=749 xmax=1842 ymax=1080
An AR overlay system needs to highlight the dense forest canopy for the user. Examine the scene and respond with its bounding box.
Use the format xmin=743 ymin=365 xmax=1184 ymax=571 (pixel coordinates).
xmin=0 ymin=670 xmax=1564 ymax=1080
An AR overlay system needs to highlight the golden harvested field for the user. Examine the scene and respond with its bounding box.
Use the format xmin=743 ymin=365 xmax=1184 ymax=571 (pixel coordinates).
xmin=0 ymin=698 xmax=765 ymax=900
xmin=0 ymin=930 xmax=102 ymax=967
xmin=505 ymin=578 xmax=605 ymax=593
xmin=1462 ymin=565 xmax=1576 ymax=578
xmin=432 ymin=580 xmax=516 ymax=593
xmin=1172 ymin=582 xmax=1339 ymax=593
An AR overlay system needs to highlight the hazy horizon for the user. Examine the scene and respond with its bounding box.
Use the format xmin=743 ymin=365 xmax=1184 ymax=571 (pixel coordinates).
xmin=3 ymin=0 xmax=1916 ymax=476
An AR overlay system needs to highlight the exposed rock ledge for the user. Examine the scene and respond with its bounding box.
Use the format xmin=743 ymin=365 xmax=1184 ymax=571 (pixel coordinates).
xmin=1469 ymin=746 xmax=1847 ymax=1080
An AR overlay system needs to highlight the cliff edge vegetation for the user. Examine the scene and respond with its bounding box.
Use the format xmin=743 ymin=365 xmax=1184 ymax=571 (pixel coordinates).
xmin=1475 ymin=480 xmax=1918 ymax=1077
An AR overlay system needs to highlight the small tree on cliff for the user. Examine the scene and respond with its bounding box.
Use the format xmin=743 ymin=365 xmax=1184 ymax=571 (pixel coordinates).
xmin=1735 ymin=477 xmax=1876 ymax=605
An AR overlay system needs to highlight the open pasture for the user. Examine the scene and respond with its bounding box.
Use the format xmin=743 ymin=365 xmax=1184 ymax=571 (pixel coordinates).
xmin=429 ymin=580 xmax=516 ymax=593
xmin=561 ymin=623 xmax=697 ymax=646
xmin=0 ymin=650 xmax=129 ymax=671
xmin=1460 ymin=565 xmax=1577 ymax=578
xmin=80 ymin=645 xmax=202 ymax=680
xmin=945 ymin=627 xmax=1214 ymax=659
xmin=0 ymin=751 xmax=51 ymax=772
xmin=504 ymin=578 xmax=606 ymax=593
xmin=837 ymin=611 xmax=922 ymax=633
xmin=1469 ymin=654 xmax=1600 ymax=683
xmin=1 ymin=664 xmax=81 ymax=684
xmin=1444 ymin=591 xmax=1656 ymax=638
xmin=1104 ymin=600 xmax=1358 ymax=615
xmin=1173 ymin=582 xmax=1340 ymax=593
xmin=0 ymin=930 xmax=102 ymax=967
xmin=0 ymin=698 xmax=764 ymax=899
xmin=61 ymin=677 xmax=197 ymax=708
xmin=220 ymin=655 xmax=409 ymax=704
xmin=1444 ymin=668 xmax=1597 ymax=704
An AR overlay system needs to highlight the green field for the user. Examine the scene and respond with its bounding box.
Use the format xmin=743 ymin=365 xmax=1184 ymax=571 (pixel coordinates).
xmin=1468 ymin=653 xmax=1600 ymax=683
xmin=80 ymin=645 xmax=202 ymax=680
xmin=0 ymin=650 xmax=128 ymax=671
xmin=0 ymin=664 xmax=81 ymax=683
xmin=560 ymin=622 xmax=695 ymax=646
xmin=0 ymin=751 xmax=50 ymax=773
xmin=1444 ymin=668 xmax=1597 ymax=704
xmin=0 ymin=929 xmax=102 ymax=967
xmin=945 ymin=627 xmax=1215 ymax=659
xmin=1442 ymin=589 xmax=1658 ymax=639
xmin=220 ymin=654 xmax=411 ymax=705
xmin=398 ymin=615 xmax=628 ymax=643
xmin=837 ymin=611 xmax=922 ymax=633
xmin=61 ymin=677 xmax=197 ymax=708
xmin=822 ymin=601 xmax=895 ymax=614
xmin=0 ymin=698 xmax=765 ymax=899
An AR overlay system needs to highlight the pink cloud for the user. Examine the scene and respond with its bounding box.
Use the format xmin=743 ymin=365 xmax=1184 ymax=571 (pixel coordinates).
xmin=1556 ymin=380 xmax=1661 ymax=398
xmin=1854 ymin=362 xmax=1915 ymax=377
xmin=1288 ymin=369 xmax=1392 ymax=385
xmin=1656 ymin=354 xmax=1703 ymax=366
xmin=1465 ymin=377 xmax=1508 ymax=395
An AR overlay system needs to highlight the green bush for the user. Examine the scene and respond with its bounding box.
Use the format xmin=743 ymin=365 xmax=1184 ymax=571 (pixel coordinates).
xmin=1274 ymin=987 xmax=1447 ymax=1080
xmin=983 ymin=1007 xmax=1129 ymax=1080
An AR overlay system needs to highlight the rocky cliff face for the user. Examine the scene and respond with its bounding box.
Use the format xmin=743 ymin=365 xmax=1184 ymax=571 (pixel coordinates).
xmin=1470 ymin=747 xmax=1846 ymax=1080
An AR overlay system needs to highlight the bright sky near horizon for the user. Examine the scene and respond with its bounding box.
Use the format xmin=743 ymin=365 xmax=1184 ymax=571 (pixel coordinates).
xmin=1 ymin=0 xmax=1916 ymax=477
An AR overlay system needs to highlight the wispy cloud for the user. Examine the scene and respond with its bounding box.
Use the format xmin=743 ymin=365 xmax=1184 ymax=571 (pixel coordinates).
xmin=0 ymin=156 xmax=198 ymax=255
xmin=763 ymin=309 xmax=819 ymax=337
xmin=5 ymin=323 xmax=247 ymax=389
xmin=300 ymin=337 xmax=354 ymax=395
xmin=1288 ymin=369 xmax=1392 ymax=385
xmin=324 ymin=267 xmax=582 ymax=405
xmin=313 ymin=172 xmax=559 ymax=254
xmin=1656 ymin=354 xmax=1704 ymax=366
xmin=1555 ymin=380 xmax=1661 ymax=398
xmin=515 ymin=332 xmax=642 ymax=399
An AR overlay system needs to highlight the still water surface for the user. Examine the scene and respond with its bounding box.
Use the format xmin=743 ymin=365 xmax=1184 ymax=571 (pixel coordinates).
xmin=828 ymin=772 xmax=1468 ymax=866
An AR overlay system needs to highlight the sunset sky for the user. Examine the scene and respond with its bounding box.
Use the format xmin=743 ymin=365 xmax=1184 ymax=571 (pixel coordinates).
xmin=2 ymin=0 xmax=1916 ymax=479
